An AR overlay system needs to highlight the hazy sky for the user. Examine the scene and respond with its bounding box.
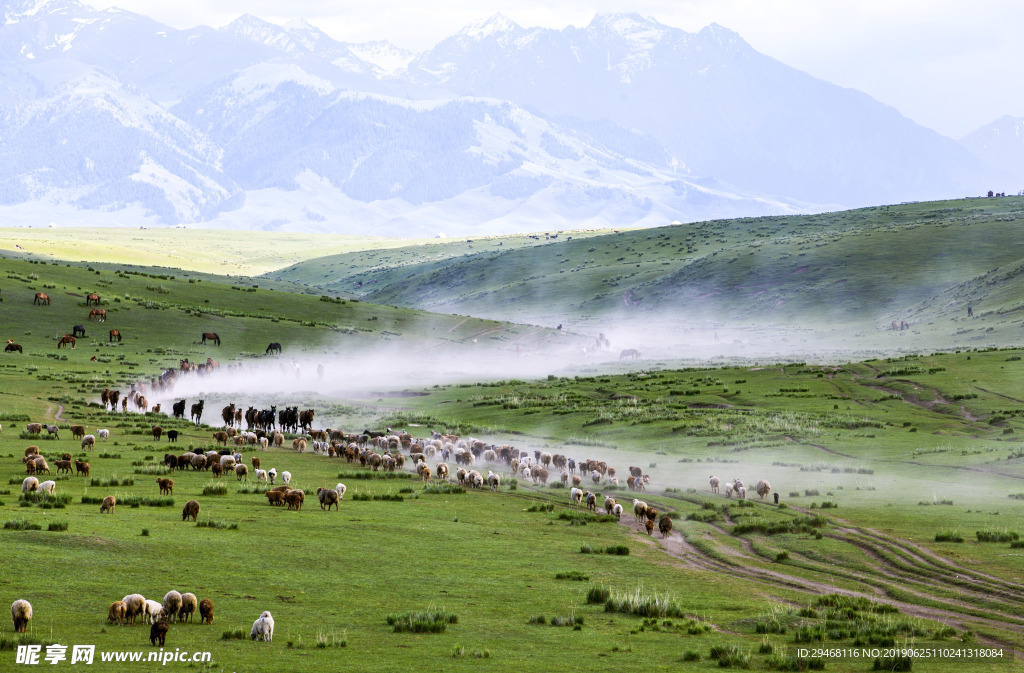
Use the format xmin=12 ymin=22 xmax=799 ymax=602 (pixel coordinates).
xmin=91 ymin=0 xmax=1023 ymax=138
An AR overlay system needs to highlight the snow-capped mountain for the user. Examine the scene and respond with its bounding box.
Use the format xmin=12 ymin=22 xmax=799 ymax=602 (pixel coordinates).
xmin=960 ymin=116 xmax=1024 ymax=187
xmin=0 ymin=2 xmax=1007 ymax=232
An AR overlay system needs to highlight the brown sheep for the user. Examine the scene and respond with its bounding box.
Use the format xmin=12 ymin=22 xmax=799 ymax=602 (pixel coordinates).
xmin=25 ymin=460 xmax=36 ymax=476
xmin=156 ymin=477 xmax=174 ymax=495
xmin=571 ymin=475 xmax=582 ymax=487
xmin=251 ymin=456 xmax=261 ymax=470
xmin=284 ymin=490 xmax=304 ymax=510
xmin=659 ymin=516 xmax=673 ymax=538
xmin=645 ymin=507 xmax=658 ymax=522
xmin=182 ymin=499 xmax=200 ymax=522
xmin=199 ymin=598 xmax=214 ymax=625
xmin=269 ymin=485 xmax=292 ymax=493
xmin=264 ymin=491 xmax=285 ymax=506
xmin=54 ymin=460 xmax=73 ymax=475
xmin=150 ymin=620 xmax=169 ymax=647
xmin=26 ymin=423 xmax=42 ymax=435
xmin=61 ymin=452 xmax=72 ymax=461
xmin=644 ymin=519 xmax=655 ymax=535
xmin=70 ymin=425 xmax=85 ymax=440
xmin=100 ymin=495 xmax=116 ymax=513
xmin=75 ymin=460 xmax=90 ymax=477
xmin=24 ymin=445 xmax=39 ymax=457
xmin=152 ymin=426 xmax=162 ymax=441
xmin=213 ymin=431 xmax=228 ymax=445
xmin=32 ymin=456 xmax=49 ymax=474
xmin=317 ymin=487 xmax=339 ymax=511
xmin=108 ymin=600 xmax=127 ymax=625
xmin=211 ymin=463 xmax=223 ymax=478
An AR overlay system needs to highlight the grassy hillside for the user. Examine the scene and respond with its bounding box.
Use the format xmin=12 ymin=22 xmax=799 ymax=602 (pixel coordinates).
xmin=270 ymin=197 xmax=1024 ymax=353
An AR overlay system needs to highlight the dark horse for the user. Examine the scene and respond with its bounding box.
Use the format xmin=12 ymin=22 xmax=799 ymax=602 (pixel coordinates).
xmin=109 ymin=329 xmax=122 ymax=343
xmin=201 ymin=332 xmax=220 ymax=346
xmin=5 ymin=341 xmax=22 ymax=353
xmin=265 ymin=342 xmax=282 ymax=355
xmin=172 ymin=399 xmax=186 ymax=420
xmin=191 ymin=399 xmax=205 ymax=424
xmin=72 ymin=325 xmax=86 ymax=337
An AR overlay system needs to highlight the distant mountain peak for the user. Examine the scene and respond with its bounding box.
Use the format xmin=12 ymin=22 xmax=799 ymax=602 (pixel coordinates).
xmin=4 ymin=0 xmax=83 ymax=22
xmin=588 ymin=12 xmax=662 ymax=34
xmin=459 ymin=13 xmax=521 ymax=39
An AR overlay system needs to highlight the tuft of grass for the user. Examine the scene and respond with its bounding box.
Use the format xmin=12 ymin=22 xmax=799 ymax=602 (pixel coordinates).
xmin=554 ymin=570 xmax=589 ymax=581
xmin=202 ymin=483 xmax=228 ymax=496
xmin=314 ymin=629 xmax=347 ymax=648
xmin=423 ymin=483 xmax=464 ymax=494
xmin=709 ymin=644 xmax=751 ymax=668
xmin=352 ymin=493 xmax=404 ymax=502
xmin=386 ymin=609 xmax=458 ymax=633
xmin=196 ymin=519 xmax=237 ymax=530
xmin=586 ymin=585 xmax=610 ymax=604
xmin=873 ymin=656 xmax=912 ymax=671
xmin=934 ymin=531 xmax=963 ymax=543
xmin=976 ymin=530 xmax=1019 ymax=543
xmin=47 ymin=520 xmax=68 ymax=531
xmin=767 ymin=655 xmax=826 ymax=670
xmin=604 ymin=587 xmax=685 ymax=618
xmin=4 ymin=519 xmax=42 ymax=530
xmin=221 ymin=629 xmax=246 ymax=640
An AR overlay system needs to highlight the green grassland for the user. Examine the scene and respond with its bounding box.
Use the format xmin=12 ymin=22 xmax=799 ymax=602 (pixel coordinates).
xmin=0 ymin=216 xmax=1021 ymax=671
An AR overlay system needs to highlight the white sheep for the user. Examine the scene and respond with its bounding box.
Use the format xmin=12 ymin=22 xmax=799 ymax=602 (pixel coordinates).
xmin=255 ymin=469 xmax=268 ymax=483
xmin=756 ymin=479 xmax=772 ymax=500
xmin=251 ymin=611 xmax=274 ymax=641
xmin=219 ymin=455 xmax=235 ymax=469
xmin=11 ymin=599 xmax=32 ymax=633
xmin=738 ymin=486 xmax=746 ymax=499
xmin=633 ymin=499 xmax=648 ymax=521
xmin=22 ymin=477 xmax=39 ymax=493
xmin=709 ymin=475 xmax=720 ymax=494
xmin=724 ymin=482 xmax=734 ymax=498
xmin=268 ymin=468 xmax=277 ymax=485
xmin=162 ymin=590 xmax=182 ymax=624
xmin=468 ymin=470 xmax=483 ymax=489
xmin=335 ymin=483 xmax=346 ymax=500
xmin=98 ymin=428 xmax=110 ymax=441
xmin=486 ymin=471 xmax=500 ymax=491
xmin=144 ymin=599 xmax=164 ymax=625
xmin=282 ymin=470 xmax=291 ymax=486
xmin=612 ymin=503 xmax=623 ymax=520
xmin=604 ymin=496 xmax=616 ymax=513
xmin=570 ymin=487 xmax=583 ymax=508
xmin=122 ymin=594 xmax=146 ymax=625
xmin=259 ymin=437 xmax=269 ymax=450
xmin=38 ymin=480 xmax=56 ymax=495
xmin=81 ymin=434 xmax=96 ymax=450
xmin=522 ymin=466 xmax=531 ymax=480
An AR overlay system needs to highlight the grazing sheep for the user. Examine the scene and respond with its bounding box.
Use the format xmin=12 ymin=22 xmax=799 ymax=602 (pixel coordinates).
xmin=98 ymin=428 xmax=109 ymax=441
xmin=570 ymin=487 xmax=584 ymax=508
xmin=38 ymin=480 xmax=55 ymax=495
xmin=11 ymin=599 xmax=32 ymax=633
xmin=486 ymin=471 xmax=500 ymax=491
xmin=733 ymin=478 xmax=744 ymax=491
xmin=55 ymin=459 xmax=73 ymax=475
xmin=612 ymin=503 xmax=623 ymax=520
xmin=182 ymin=499 xmax=200 ymax=521
xmin=755 ymin=479 xmax=771 ymax=500
xmin=190 ymin=455 xmax=208 ymax=471
xmin=250 ymin=611 xmax=274 ymax=642
xmin=265 ymin=490 xmax=286 ymax=506
xmin=144 ymin=600 xmax=164 ymax=625
xmin=633 ymin=499 xmax=647 ymax=522
xmin=284 ymin=490 xmax=304 ymax=510
xmin=24 ymin=445 xmax=39 ymax=457
xmin=179 ymin=593 xmax=197 ymax=623
xmin=22 ymin=477 xmax=38 ymax=493
xmin=235 ymin=464 xmax=249 ymax=481
xmin=709 ymin=475 xmax=721 ymax=494
xmin=108 ymin=600 xmax=127 ymax=625
xmin=199 ymin=598 xmax=214 ymax=625
xmin=317 ymin=487 xmax=339 ymax=511
xmin=81 ymin=434 xmax=96 ymax=451
xmin=219 ymin=455 xmax=235 ymax=469
xmin=100 ymin=495 xmax=116 ymax=513
xmin=150 ymin=620 xmax=169 ymax=647
xmin=644 ymin=519 xmax=655 ymax=535
xmin=211 ymin=463 xmax=223 ymax=479
xmin=31 ymin=456 xmax=49 ymax=474
xmin=268 ymin=468 xmax=277 ymax=485
xmin=26 ymin=423 xmax=42 ymax=435
xmin=335 ymin=483 xmax=346 ymax=500
xmin=659 ymin=516 xmax=673 ymax=538
xmin=162 ymin=591 xmax=182 ymax=624
xmin=122 ymin=594 xmax=146 ymax=625
xmin=281 ymin=470 xmax=291 ymax=486
xmin=156 ymin=477 xmax=173 ymax=495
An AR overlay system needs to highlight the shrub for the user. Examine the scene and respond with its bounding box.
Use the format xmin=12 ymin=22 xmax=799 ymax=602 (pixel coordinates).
xmin=4 ymin=519 xmax=42 ymax=531
xmin=873 ymin=656 xmax=912 ymax=671
xmin=202 ymin=483 xmax=228 ymax=496
xmin=709 ymin=644 xmax=750 ymax=668
xmin=554 ymin=571 xmax=589 ymax=581
xmin=767 ymin=655 xmax=826 ymax=670
xmin=314 ymin=630 xmax=347 ymax=648
xmin=386 ymin=609 xmax=457 ymax=633
xmin=604 ymin=587 xmax=685 ymax=618
xmin=976 ymin=530 xmax=1019 ymax=543
xmin=586 ymin=585 xmax=610 ymax=604
xmin=934 ymin=531 xmax=963 ymax=543
xmin=423 ymin=483 xmax=465 ymax=495
xmin=221 ymin=629 xmax=246 ymax=640
xmin=47 ymin=520 xmax=68 ymax=531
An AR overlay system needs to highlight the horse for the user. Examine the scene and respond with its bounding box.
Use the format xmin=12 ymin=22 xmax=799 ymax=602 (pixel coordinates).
xmin=33 ymin=292 xmax=50 ymax=305
xmin=108 ymin=390 xmax=120 ymax=410
xmin=88 ymin=308 xmax=106 ymax=322
xmin=57 ymin=335 xmax=76 ymax=349
xmin=172 ymin=399 xmax=186 ymax=420
xmin=265 ymin=342 xmax=282 ymax=355
xmin=109 ymin=329 xmax=122 ymax=343
xmin=619 ymin=349 xmax=641 ymax=360
xmin=191 ymin=399 xmax=205 ymax=424
xmin=72 ymin=325 xmax=86 ymax=337
xmin=222 ymin=404 xmax=236 ymax=427
xmin=299 ymin=409 xmax=315 ymax=433
xmin=136 ymin=395 xmax=148 ymax=413
xmin=86 ymin=293 xmax=100 ymax=305
xmin=5 ymin=341 xmax=22 ymax=353
xmin=201 ymin=332 xmax=220 ymax=346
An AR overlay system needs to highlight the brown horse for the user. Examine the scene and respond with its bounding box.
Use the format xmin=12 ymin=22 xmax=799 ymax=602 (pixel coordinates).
xmin=108 ymin=390 xmax=120 ymax=410
xmin=88 ymin=308 xmax=106 ymax=322
xmin=201 ymin=332 xmax=220 ymax=346
xmin=57 ymin=335 xmax=76 ymax=349
xmin=86 ymin=293 xmax=101 ymax=305
xmin=109 ymin=329 xmax=122 ymax=343
xmin=5 ymin=341 xmax=22 ymax=353
xmin=33 ymin=292 xmax=50 ymax=305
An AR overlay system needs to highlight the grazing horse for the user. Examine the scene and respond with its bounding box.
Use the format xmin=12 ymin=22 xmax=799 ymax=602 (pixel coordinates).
xmin=57 ymin=335 xmax=76 ymax=349
xmin=619 ymin=348 xmax=641 ymax=360
xmin=88 ymin=308 xmax=106 ymax=322
xmin=33 ymin=292 xmax=50 ymax=305
xmin=5 ymin=341 xmax=22 ymax=353
xmin=86 ymin=293 xmax=100 ymax=305
xmin=191 ymin=399 xmax=205 ymax=424
xmin=265 ymin=342 xmax=282 ymax=355
xmin=201 ymin=332 xmax=220 ymax=346
xmin=72 ymin=325 xmax=86 ymax=337
xmin=109 ymin=329 xmax=122 ymax=343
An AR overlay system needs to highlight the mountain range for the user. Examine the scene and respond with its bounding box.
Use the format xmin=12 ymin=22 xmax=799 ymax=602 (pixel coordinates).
xmin=0 ymin=0 xmax=1016 ymax=234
